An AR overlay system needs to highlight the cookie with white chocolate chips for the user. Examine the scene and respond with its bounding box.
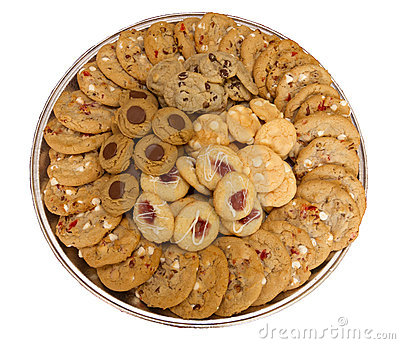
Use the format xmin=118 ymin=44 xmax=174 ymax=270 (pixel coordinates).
xmin=194 ymin=12 xmax=237 ymax=53
xmin=96 ymin=43 xmax=140 ymax=90
xmin=77 ymin=62 xmax=122 ymax=107
xmin=47 ymin=148 xmax=103 ymax=187
xmin=97 ymin=238 xmax=162 ymax=291
xmin=43 ymin=174 xmax=108 ymax=216
xmin=80 ymin=215 xmax=141 ymax=268
xmin=214 ymin=236 xmax=264 ymax=316
xmin=43 ymin=118 xmax=111 ymax=155
xmin=53 ymin=90 xmax=114 ymax=134
xmin=135 ymin=245 xmax=199 ymax=309
xmin=226 ymin=104 xmax=261 ymax=144
xmin=116 ymin=29 xmax=153 ymax=83
xmin=55 ymin=204 xmax=122 ymax=249
xmin=262 ymin=220 xmax=315 ymax=290
xmin=170 ymin=245 xmax=229 ymax=319
xmin=237 ymin=145 xmax=285 ymax=193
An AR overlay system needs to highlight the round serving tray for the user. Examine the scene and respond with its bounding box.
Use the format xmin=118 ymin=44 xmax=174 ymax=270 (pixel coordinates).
xmin=30 ymin=12 xmax=368 ymax=328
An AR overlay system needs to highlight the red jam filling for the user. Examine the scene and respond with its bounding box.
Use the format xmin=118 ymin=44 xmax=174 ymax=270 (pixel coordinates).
xmin=194 ymin=218 xmax=210 ymax=239
xmin=229 ymin=190 xmax=247 ymax=211
xmin=139 ymin=201 xmax=156 ymax=224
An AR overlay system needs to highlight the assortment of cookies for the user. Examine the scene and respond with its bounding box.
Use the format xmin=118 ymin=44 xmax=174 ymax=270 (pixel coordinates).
xmin=42 ymin=12 xmax=366 ymax=319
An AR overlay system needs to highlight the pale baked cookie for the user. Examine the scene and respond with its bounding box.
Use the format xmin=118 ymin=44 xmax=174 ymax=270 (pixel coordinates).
xmin=189 ymin=113 xmax=230 ymax=153
xmin=97 ymin=238 xmax=162 ymax=292
xmin=226 ymin=104 xmax=261 ymax=144
xmin=194 ymin=12 xmax=237 ymax=53
xmin=291 ymin=113 xmax=360 ymax=158
xmin=274 ymin=65 xmax=332 ymax=112
xmin=140 ymin=166 xmax=190 ymax=202
xmin=176 ymin=156 xmax=212 ymax=196
xmin=214 ymin=236 xmax=264 ymax=316
xmin=115 ymin=98 xmax=157 ymax=138
xmin=174 ymin=201 xmax=219 ymax=251
xmin=174 ymin=17 xmax=200 ymax=59
xmin=77 ymin=62 xmax=122 ymax=107
xmin=43 ymin=175 xmax=107 ymax=216
xmin=262 ymin=220 xmax=315 ymax=290
xmin=257 ymin=161 xmax=296 ymax=209
xmin=296 ymin=180 xmax=361 ymax=251
xmin=213 ymin=172 xmax=256 ymax=221
xmin=152 ymin=107 xmax=194 ymax=145
xmin=198 ymin=51 xmax=238 ymax=83
xmin=100 ymin=173 xmax=139 ymax=217
xmin=284 ymin=84 xmax=340 ymax=121
xmin=47 ymin=149 xmax=103 ymax=187
xmin=254 ymin=118 xmax=296 ymax=159
xmin=116 ymin=29 xmax=153 ymax=83
xmin=163 ymin=71 xmax=227 ymax=114
xmin=96 ymin=43 xmax=140 ymax=90
xmin=221 ymin=198 xmax=264 ymax=237
xmin=135 ymin=245 xmax=199 ymax=309
xmin=170 ymin=245 xmax=229 ymax=319
xmin=195 ymin=144 xmax=244 ymax=190
xmin=237 ymin=145 xmax=285 ymax=193
xmin=302 ymin=164 xmax=366 ymax=217
xmin=183 ymin=53 xmax=206 ymax=73
xmin=99 ymin=134 xmax=134 ymax=174
xmin=119 ymin=88 xmax=159 ymax=108
xmin=267 ymin=198 xmax=333 ymax=269
xmin=144 ymin=21 xmax=178 ymax=65
xmin=294 ymin=137 xmax=359 ymax=179
xmin=43 ymin=118 xmax=111 ymax=155
xmin=249 ymin=97 xmax=283 ymax=123
xmin=218 ymin=25 xmax=252 ymax=57
xmin=55 ymin=204 xmax=122 ymax=249
xmin=133 ymin=192 xmax=174 ymax=243
xmin=244 ymin=230 xmax=291 ymax=305
xmin=169 ymin=196 xmax=198 ymax=217
xmin=295 ymin=95 xmax=351 ymax=121
xmin=80 ymin=215 xmax=141 ymax=268
xmin=146 ymin=57 xmax=185 ymax=96
xmin=133 ymin=134 xmax=178 ymax=176
xmin=240 ymin=29 xmax=279 ymax=73
xmin=53 ymin=90 xmax=114 ymax=134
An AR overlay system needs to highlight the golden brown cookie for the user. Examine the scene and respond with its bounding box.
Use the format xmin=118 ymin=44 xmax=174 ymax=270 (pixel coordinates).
xmin=99 ymin=134 xmax=134 ymax=174
xmin=170 ymin=245 xmax=229 ymax=319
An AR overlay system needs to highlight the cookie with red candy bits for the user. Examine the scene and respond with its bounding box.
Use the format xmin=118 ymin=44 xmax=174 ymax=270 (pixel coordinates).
xmin=262 ymin=220 xmax=315 ymax=290
xmin=53 ymin=90 xmax=114 ymax=134
xmin=43 ymin=118 xmax=111 ymax=155
xmin=295 ymin=95 xmax=351 ymax=121
xmin=96 ymin=43 xmax=140 ymax=90
xmin=244 ymin=229 xmax=291 ymax=305
xmin=174 ymin=17 xmax=199 ymax=59
xmin=77 ymin=62 xmax=122 ymax=107
xmin=135 ymin=245 xmax=199 ymax=309
xmin=194 ymin=12 xmax=237 ymax=53
xmin=47 ymin=148 xmax=103 ymax=187
xmin=170 ymin=245 xmax=229 ymax=319
xmin=116 ymin=29 xmax=153 ymax=83
xmin=214 ymin=236 xmax=264 ymax=316
xmin=97 ymin=237 xmax=162 ymax=291
xmin=81 ymin=215 xmax=141 ymax=268
xmin=144 ymin=21 xmax=178 ymax=65
xmin=55 ymin=204 xmax=122 ymax=249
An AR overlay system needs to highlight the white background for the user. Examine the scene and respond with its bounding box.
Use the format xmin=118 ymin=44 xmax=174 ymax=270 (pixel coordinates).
xmin=1 ymin=0 xmax=399 ymax=343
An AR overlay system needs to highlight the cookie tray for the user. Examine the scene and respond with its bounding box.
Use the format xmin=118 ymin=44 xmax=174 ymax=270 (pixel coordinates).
xmin=30 ymin=12 xmax=368 ymax=328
